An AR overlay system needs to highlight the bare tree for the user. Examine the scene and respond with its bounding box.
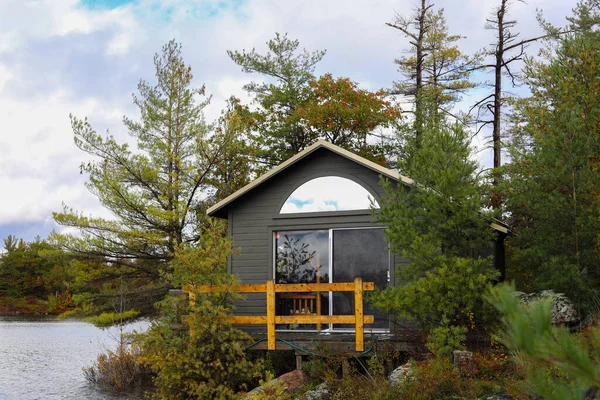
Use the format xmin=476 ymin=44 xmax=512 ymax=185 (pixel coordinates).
xmin=472 ymin=0 xmax=547 ymax=178
xmin=387 ymin=0 xmax=433 ymax=143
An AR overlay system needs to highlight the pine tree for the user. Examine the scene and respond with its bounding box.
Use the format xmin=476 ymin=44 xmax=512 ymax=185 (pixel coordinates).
xmin=137 ymin=222 xmax=263 ymax=399
xmin=228 ymin=33 xmax=325 ymax=167
xmin=389 ymin=2 xmax=478 ymax=141
xmin=52 ymin=41 xmax=241 ymax=310
xmin=371 ymin=108 xmax=498 ymax=344
xmin=504 ymin=0 xmax=600 ymax=307
xmin=489 ymin=283 xmax=600 ymax=399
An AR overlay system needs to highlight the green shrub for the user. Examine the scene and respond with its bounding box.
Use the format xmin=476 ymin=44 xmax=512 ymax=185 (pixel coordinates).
xmin=394 ymin=357 xmax=468 ymax=399
xmin=247 ymin=371 xmax=293 ymax=400
xmin=425 ymin=323 xmax=467 ymax=358
xmin=137 ymin=295 xmax=262 ymax=399
xmin=85 ymin=310 xmax=140 ymax=328
xmin=136 ymin=224 xmax=263 ymax=399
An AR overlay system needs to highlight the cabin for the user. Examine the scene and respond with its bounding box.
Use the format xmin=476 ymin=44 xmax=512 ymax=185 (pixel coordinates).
xmin=205 ymin=140 xmax=507 ymax=354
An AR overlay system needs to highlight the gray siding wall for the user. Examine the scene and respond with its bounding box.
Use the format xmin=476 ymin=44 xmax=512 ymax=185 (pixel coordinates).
xmin=226 ymin=148 xmax=407 ymax=316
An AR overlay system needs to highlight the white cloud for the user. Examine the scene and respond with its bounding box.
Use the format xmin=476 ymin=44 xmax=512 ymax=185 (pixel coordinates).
xmin=0 ymin=64 xmax=13 ymax=90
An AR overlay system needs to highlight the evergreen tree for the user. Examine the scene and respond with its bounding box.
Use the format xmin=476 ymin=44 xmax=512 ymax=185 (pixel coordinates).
xmin=371 ymin=109 xmax=497 ymax=346
xmin=137 ymin=222 xmax=263 ymax=399
xmin=504 ymin=1 xmax=600 ymax=307
xmin=489 ymin=283 xmax=600 ymax=399
xmin=0 ymin=236 xmax=71 ymax=296
xmin=388 ymin=2 xmax=478 ymax=141
xmin=229 ymin=33 xmax=401 ymax=167
xmin=52 ymin=41 xmax=242 ymax=311
xmin=228 ymin=33 xmax=325 ymax=167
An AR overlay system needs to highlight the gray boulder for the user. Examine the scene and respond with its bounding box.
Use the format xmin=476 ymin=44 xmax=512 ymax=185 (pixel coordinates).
xmin=303 ymin=382 xmax=329 ymax=400
xmin=388 ymin=362 xmax=413 ymax=388
xmin=515 ymin=290 xmax=579 ymax=325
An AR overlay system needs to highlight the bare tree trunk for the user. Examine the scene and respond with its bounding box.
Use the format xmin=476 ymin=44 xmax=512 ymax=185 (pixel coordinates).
xmin=387 ymin=0 xmax=433 ymax=147
xmin=414 ymin=0 xmax=427 ymax=145
xmin=471 ymin=0 xmax=549 ymax=208
xmin=492 ymin=0 xmax=506 ymax=172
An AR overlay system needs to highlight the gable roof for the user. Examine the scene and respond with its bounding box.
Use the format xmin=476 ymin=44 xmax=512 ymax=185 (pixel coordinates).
xmin=206 ymin=140 xmax=412 ymax=218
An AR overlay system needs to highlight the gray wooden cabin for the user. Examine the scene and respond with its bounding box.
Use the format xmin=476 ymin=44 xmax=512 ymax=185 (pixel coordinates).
xmin=207 ymin=140 xmax=507 ymax=350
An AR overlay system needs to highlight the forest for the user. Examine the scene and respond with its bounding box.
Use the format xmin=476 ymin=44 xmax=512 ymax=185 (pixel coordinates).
xmin=1 ymin=0 xmax=600 ymax=398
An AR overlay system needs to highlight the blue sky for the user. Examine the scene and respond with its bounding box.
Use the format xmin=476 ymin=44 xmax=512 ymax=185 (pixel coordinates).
xmin=0 ymin=0 xmax=581 ymax=244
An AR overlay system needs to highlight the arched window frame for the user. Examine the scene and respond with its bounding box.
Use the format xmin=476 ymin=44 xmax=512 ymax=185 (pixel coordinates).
xmin=275 ymin=173 xmax=381 ymax=218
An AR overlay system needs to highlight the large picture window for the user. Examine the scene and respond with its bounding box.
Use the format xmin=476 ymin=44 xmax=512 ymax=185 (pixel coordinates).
xmin=274 ymin=228 xmax=390 ymax=332
xmin=275 ymin=230 xmax=329 ymax=330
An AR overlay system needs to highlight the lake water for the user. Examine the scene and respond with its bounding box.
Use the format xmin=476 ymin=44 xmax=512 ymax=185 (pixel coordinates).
xmin=0 ymin=316 xmax=149 ymax=400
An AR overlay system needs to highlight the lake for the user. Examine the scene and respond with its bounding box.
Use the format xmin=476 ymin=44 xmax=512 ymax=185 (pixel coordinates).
xmin=0 ymin=316 xmax=149 ymax=400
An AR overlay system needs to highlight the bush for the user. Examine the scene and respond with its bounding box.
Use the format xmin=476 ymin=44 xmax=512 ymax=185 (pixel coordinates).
xmin=247 ymin=371 xmax=293 ymax=400
xmin=136 ymin=224 xmax=263 ymax=399
xmin=425 ymin=324 xmax=467 ymax=358
xmin=84 ymin=339 xmax=150 ymax=392
xmin=394 ymin=357 xmax=468 ymax=399
xmin=85 ymin=310 xmax=140 ymax=328
xmin=137 ymin=295 xmax=263 ymax=399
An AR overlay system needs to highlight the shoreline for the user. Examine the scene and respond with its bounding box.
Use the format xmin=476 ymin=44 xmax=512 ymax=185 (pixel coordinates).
xmin=0 ymin=297 xmax=62 ymax=317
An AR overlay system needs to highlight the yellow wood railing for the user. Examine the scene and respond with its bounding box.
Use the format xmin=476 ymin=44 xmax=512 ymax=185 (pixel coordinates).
xmin=187 ymin=278 xmax=374 ymax=351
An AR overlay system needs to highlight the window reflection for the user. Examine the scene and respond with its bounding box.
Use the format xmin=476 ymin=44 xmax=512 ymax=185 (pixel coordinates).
xmin=280 ymin=176 xmax=379 ymax=214
xmin=275 ymin=230 xmax=329 ymax=284
xmin=275 ymin=230 xmax=329 ymax=330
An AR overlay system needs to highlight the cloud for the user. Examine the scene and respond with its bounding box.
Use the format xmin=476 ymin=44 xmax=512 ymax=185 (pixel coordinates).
xmin=0 ymin=0 xmax=581 ymax=242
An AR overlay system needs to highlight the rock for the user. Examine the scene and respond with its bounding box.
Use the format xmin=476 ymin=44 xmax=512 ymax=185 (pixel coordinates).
xmin=304 ymin=382 xmax=330 ymax=400
xmin=278 ymin=369 xmax=305 ymax=392
xmin=486 ymin=394 xmax=512 ymax=400
xmin=452 ymin=350 xmax=473 ymax=371
xmin=244 ymin=369 xmax=305 ymax=399
xmin=516 ymin=290 xmax=579 ymax=325
xmin=388 ymin=362 xmax=413 ymax=388
xmin=579 ymin=313 xmax=596 ymax=330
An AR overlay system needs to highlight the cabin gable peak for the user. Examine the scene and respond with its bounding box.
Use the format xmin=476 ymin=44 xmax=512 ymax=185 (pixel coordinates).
xmin=207 ymin=140 xmax=412 ymax=219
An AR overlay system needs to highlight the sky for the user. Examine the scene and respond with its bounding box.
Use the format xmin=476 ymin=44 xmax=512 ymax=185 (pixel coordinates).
xmin=0 ymin=0 xmax=581 ymax=243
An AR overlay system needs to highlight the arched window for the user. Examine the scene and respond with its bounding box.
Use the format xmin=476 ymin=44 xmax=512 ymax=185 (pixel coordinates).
xmin=280 ymin=176 xmax=379 ymax=214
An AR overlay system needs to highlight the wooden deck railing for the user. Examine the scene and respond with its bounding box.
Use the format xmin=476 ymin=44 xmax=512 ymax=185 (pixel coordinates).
xmin=187 ymin=277 xmax=375 ymax=351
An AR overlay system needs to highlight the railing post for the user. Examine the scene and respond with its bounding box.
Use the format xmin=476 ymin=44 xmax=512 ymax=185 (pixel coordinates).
xmin=354 ymin=277 xmax=364 ymax=352
xmin=267 ymin=280 xmax=276 ymax=350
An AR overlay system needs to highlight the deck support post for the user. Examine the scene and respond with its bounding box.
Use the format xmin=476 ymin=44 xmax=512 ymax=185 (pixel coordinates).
xmin=354 ymin=277 xmax=364 ymax=352
xmin=296 ymin=354 xmax=303 ymax=370
xmin=267 ymin=280 xmax=276 ymax=350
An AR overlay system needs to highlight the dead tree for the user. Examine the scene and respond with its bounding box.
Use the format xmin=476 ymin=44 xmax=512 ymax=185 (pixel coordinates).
xmin=472 ymin=0 xmax=545 ymax=171
xmin=387 ymin=0 xmax=434 ymax=144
